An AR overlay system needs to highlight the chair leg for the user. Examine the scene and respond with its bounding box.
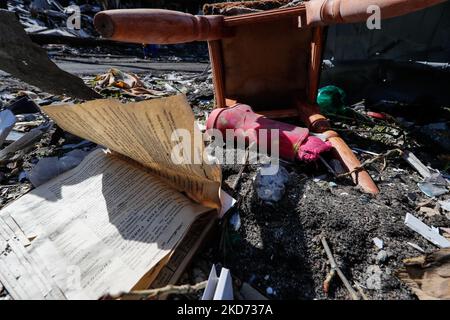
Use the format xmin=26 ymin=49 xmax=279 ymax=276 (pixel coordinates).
xmin=297 ymin=101 xmax=380 ymax=194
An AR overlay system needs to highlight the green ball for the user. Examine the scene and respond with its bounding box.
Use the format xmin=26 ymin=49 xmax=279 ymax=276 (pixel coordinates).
xmin=317 ymin=85 xmax=346 ymax=114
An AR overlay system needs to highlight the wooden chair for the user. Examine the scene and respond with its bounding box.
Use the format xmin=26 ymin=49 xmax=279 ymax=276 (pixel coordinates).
xmin=93 ymin=0 xmax=445 ymax=194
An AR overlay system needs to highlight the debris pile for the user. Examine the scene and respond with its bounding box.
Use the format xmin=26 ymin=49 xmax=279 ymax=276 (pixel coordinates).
xmin=0 ymin=0 xmax=449 ymax=302
xmin=93 ymin=68 xmax=169 ymax=99
xmin=9 ymin=0 xmax=100 ymax=38
xmin=0 ymin=65 xmax=448 ymax=302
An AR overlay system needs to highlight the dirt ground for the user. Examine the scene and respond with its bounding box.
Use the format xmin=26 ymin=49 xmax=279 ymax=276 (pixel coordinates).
xmin=0 ymin=49 xmax=449 ymax=300
xmin=213 ymin=155 xmax=450 ymax=300
xmin=171 ymin=66 xmax=450 ymax=300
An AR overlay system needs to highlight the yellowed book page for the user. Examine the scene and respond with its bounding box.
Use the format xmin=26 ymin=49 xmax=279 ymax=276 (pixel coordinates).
xmin=131 ymin=213 xmax=215 ymax=293
xmin=148 ymin=214 xmax=216 ymax=291
xmin=41 ymin=95 xmax=221 ymax=208
xmin=0 ymin=149 xmax=211 ymax=299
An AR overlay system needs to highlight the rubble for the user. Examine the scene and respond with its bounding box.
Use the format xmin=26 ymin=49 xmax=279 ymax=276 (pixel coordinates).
xmin=203 ymin=0 xmax=291 ymax=15
xmin=0 ymin=61 xmax=448 ymax=300
xmin=0 ymin=0 xmax=449 ymax=302
xmin=0 ymin=123 xmax=52 ymax=161
xmin=418 ymin=122 xmax=450 ymax=152
xmin=10 ymin=0 xmax=100 ymax=38
xmin=402 ymin=150 xmax=432 ymax=179
xmin=93 ymin=68 xmax=168 ymax=99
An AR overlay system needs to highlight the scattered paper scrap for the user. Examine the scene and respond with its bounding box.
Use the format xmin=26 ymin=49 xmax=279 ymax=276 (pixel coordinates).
xmin=373 ymin=237 xmax=384 ymax=249
xmin=94 ymin=68 xmax=168 ymax=98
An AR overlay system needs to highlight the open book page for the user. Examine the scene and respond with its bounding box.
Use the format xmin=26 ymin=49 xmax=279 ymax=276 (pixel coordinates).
xmin=0 ymin=149 xmax=212 ymax=299
xmin=150 ymin=215 xmax=215 ymax=293
xmin=132 ymin=213 xmax=216 ymax=294
xmin=41 ymin=95 xmax=221 ymax=208
xmin=0 ymin=215 xmax=65 ymax=299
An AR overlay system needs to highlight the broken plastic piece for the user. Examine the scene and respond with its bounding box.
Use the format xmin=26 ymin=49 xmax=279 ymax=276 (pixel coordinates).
xmin=0 ymin=109 xmax=16 ymax=147
xmin=367 ymin=111 xmax=387 ymax=120
xmin=417 ymin=173 xmax=448 ymax=198
xmin=0 ymin=123 xmax=52 ymax=161
xmin=202 ymin=265 xmax=234 ymax=300
xmin=219 ymin=189 xmax=237 ymax=218
xmin=404 ymin=213 xmax=450 ymax=248
xmin=418 ymin=182 xmax=448 ymax=198
xmin=402 ymin=150 xmax=432 ymax=179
